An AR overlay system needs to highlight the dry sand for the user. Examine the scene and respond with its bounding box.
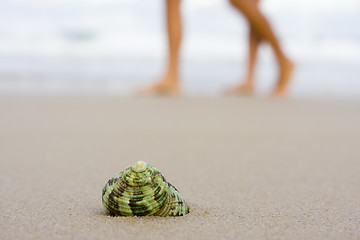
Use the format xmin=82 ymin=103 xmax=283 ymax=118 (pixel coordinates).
xmin=0 ymin=96 xmax=360 ymax=239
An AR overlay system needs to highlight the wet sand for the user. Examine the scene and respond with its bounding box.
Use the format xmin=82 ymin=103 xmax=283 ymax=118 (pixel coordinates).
xmin=1 ymin=96 xmax=360 ymax=239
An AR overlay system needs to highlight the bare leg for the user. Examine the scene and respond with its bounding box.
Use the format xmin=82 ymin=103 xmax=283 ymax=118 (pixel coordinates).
xmin=229 ymin=0 xmax=294 ymax=96
xmin=226 ymin=26 xmax=261 ymax=94
xmin=138 ymin=0 xmax=182 ymax=95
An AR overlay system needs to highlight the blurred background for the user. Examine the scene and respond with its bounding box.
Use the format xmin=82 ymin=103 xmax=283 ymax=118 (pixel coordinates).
xmin=0 ymin=0 xmax=359 ymax=97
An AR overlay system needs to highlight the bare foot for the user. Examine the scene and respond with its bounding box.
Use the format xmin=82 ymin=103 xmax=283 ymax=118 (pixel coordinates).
xmin=225 ymin=80 xmax=254 ymax=95
xmin=269 ymin=59 xmax=295 ymax=97
xmin=137 ymin=78 xmax=180 ymax=96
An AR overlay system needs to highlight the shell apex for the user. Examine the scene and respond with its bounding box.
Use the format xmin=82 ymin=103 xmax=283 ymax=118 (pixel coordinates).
xmin=131 ymin=161 xmax=148 ymax=172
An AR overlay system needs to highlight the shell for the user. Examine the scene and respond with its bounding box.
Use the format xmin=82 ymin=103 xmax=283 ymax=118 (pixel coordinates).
xmin=102 ymin=161 xmax=189 ymax=217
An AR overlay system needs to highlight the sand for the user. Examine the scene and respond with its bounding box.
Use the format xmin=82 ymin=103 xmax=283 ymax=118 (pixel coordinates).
xmin=0 ymin=96 xmax=360 ymax=239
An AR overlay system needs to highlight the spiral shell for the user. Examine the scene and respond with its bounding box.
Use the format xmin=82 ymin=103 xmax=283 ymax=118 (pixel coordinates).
xmin=102 ymin=161 xmax=189 ymax=217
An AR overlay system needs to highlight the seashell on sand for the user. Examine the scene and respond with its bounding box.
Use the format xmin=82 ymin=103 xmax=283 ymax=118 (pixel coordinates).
xmin=102 ymin=161 xmax=189 ymax=217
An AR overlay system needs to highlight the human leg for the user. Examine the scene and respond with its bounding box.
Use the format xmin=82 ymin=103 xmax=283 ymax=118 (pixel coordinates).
xmin=138 ymin=0 xmax=182 ymax=95
xmin=229 ymin=0 xmax=294 ymax=96
xmin=227 ymin=26 xmax=261 ymax=94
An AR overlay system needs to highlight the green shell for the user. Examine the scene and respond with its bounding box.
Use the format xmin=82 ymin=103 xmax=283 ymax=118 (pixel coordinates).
xmin=102 ymin=161 xmax=189 ymax=217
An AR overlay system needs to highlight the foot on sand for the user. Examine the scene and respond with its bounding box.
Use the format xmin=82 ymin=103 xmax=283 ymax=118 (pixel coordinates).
xmin=225 ymin=80 xmax=254 ymax=96
xmin=269 ymin=59 xmax=295 ymax=97
xmin=137 ymin=78 xmax=180 ymax=96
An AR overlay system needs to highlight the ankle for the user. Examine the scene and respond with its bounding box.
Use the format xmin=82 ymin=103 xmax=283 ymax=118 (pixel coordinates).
xmin=162 ymin=74 xmax=179 ymax=84
xmin=242 ymin=77 xmax=254 ymax=86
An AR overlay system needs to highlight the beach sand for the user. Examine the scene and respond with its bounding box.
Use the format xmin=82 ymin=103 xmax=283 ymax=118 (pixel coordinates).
xmin=0 ymin=96 xmax=359 ymax=239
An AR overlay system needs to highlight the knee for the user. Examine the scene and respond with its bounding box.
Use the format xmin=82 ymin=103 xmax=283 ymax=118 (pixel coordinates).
xmin=229 ymin=0 xmax=236 ymax=7
xmin=229 ymin=0 xmax=252 ymax=8
xmin=229 ymin=0 xmax=244 ymax=8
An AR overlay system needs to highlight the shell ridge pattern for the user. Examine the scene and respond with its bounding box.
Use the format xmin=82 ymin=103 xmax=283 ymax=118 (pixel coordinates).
xmin=102 ymin=161 xmax=189 ymax=217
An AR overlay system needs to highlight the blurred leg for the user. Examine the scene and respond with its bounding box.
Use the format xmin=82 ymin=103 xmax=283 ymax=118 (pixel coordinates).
xmin=227 ymin=26 xmax=261 ymax=94
xmin=138 ymin=0 xmax=182 ymax=95
xmin=166 ymin=0 xmax=182 ymax=82
xmin=229 ymin=0 xmax=294 ymax=96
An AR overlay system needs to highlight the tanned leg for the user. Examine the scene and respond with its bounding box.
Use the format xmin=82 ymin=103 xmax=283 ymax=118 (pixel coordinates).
xmin=138 ymin=0 xmax=182 ymax=96
xmin=229 ymin=0 xmax=294 ymax=96
xmin=226 ymin=26 xmax=261 ymax=94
